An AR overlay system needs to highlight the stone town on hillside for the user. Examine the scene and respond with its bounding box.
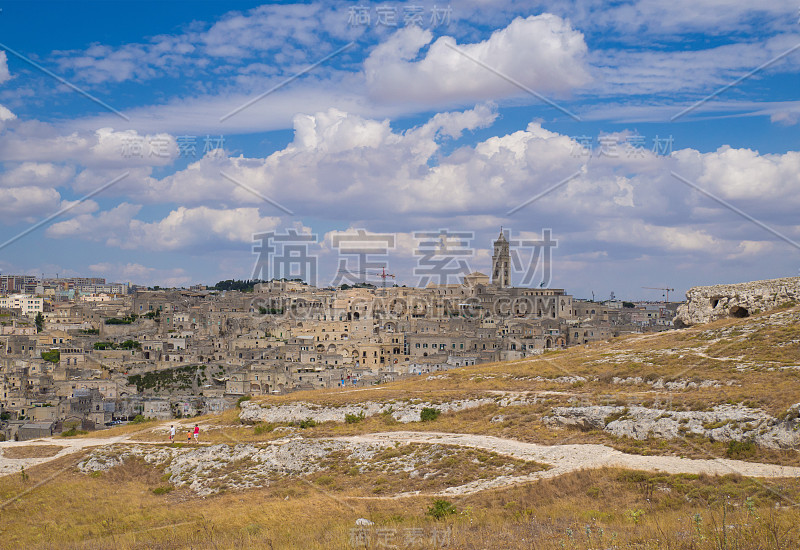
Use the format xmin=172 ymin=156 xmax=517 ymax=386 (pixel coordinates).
xmin=1 ymin=233 xmax=678 ymax=440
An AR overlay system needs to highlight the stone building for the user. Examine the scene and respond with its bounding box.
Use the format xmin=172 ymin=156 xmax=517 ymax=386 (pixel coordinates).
xmin=491 ymin=230 xmax=511 ymax=288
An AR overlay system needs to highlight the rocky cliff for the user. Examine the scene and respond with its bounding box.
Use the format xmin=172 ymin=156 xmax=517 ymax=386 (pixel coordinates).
xmin=675 ymin=276 xmax=800 ymax=326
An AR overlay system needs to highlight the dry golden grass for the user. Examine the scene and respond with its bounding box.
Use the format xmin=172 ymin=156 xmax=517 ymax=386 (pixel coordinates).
xmin=1 ymin=445 xmax=64 ymax=459
xmin=2 ymin=450 xmax=800 ymax=550
xmin=305 ymin=443 xmax=547 ymax=497
xmin=70 ymin=419 xmax=170 ymax=439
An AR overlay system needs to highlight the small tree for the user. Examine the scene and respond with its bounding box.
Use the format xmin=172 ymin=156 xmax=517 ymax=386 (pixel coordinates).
xmin=41 ymin=350 xmax=60 ymax=363
xmin=34 ymin=312 xmax=44 ymax=332
xmin=427 ymin=499 xmax=456 ymax=519
xmin=420 ymin=407 xmax=440 ymax=422
xmin=345 ymin=411 xmax=366 ymax=424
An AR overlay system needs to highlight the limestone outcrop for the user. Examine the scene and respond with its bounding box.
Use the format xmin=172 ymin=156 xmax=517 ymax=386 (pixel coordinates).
xmin=675 ymin=277 xmax=800 ymax=326
xmin=238 ymin=396 xmax=532 ymax=424
xmin=77 ymin=438 xmax=542 ymax=496
xmin=544 ymin=404 xmax=800 ymax=449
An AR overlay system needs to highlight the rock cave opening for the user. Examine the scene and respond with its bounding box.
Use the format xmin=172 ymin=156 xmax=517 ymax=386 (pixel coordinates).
xmin=730 ymin=305 xmax=749 ymax=318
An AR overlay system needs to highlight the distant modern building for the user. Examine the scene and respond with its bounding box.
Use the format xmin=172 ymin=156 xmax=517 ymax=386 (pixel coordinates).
xmin=0 ymin=275 xmax=37 ymax=294
xmin=0 ymin=294 xmax=43 ymax=316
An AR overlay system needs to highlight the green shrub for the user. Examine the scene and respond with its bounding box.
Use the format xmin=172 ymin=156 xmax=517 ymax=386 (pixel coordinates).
xmin=60 ymin=428 xmax=88 ymax=437
xmin=427 ymin=499 xmax=456 ymax=519
xmin=151 ymin=486 xmax=173 ymax=495
xmin=345 ymin=411 xmax=366 ymax=424
xmin=381 ymin=408 xmax=397 ymax=425
xmin=105 ymin=314 xmax=138 ymax=325
xmin=627 ymin=508 xmax=645 ymax=524
xmin=726 ymin=439 xmax=756 ymax=459
xmin=237 ymin=395 xmax=252 ymax=408
xmin=420 ymin=407 xmax=440 ymax=422
xmin=131 ymin=414 xmax=149 ymax=424
xmin=95 ymin=340 xmax=141 ymax=350
xmin=315 ymin=475 xmax=334 ymax=486
xmin=41 ymin=350 xmax=60 ymax=363
xmin=298 ymin=419 xmax=317 ymax=429
xmin=119 ymin=340 xmax=141 ymax=350
xmin=253 ymin=423 xmax=274 ymax=435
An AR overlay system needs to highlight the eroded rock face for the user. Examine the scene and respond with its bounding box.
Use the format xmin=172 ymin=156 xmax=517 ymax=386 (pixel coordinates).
xmin=676 ymin=277 xmax=800 ymax=326
xmin=238 ymin=397 xmax=532 ymax=424
xmin=78 ymin=440 xmax=392 ymax=496
xmin=77 ymin=439 xmax=540 ymax=496
xmin=544 ymin=404 xmax=800 ymax=449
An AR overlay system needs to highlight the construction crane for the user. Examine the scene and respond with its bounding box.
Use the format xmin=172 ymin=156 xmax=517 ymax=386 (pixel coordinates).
xmin=642 ymin=287 xmax=675 ymax=302
xmin=375 ymin=267 xmax=396 ymax=296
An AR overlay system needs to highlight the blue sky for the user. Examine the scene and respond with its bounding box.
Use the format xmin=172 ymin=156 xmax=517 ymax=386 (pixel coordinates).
xmin=0 ymin=0 xmax=798 ymax=299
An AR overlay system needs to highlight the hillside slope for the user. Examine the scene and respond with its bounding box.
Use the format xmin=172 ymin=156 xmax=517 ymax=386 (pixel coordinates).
xmin=1 ymin=305 xmax=799 ymax=549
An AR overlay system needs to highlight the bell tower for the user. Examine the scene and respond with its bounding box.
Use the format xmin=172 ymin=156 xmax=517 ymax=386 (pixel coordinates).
xmin=491 ymin=229 xmax=510 ymax=288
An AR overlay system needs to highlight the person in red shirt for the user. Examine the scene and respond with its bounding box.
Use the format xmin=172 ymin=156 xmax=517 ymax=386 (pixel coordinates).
xmin=193 ymin=424 xmax=200 ymax=443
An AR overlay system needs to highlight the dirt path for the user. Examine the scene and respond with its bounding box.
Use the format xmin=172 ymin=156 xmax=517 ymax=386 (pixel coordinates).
xmin=0 ymin=436 xmax=132 ymax=475
xmin=338 ymin=431 xmax=800 ymax=496
xmin=3 ymin=429 xmax=799 ymax=497
xmin=0 ymin=421 xmax=212 ymax=475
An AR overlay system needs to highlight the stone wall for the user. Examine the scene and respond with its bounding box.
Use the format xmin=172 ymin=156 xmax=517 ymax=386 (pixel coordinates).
xmin=675 ymin=276 xmax=800 ymax=326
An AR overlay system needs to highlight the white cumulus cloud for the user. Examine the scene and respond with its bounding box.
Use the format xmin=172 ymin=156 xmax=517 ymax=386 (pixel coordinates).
xmin=47 ymin=204 xmax=282 ymax=251
xmin=365 ymin=15 xmax=591 ymax=104
xmin=0 ymin=51 xmax=10 ymax=84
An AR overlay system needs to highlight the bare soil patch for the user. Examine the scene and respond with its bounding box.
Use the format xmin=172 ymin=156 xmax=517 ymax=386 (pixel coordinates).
xmin=2 ymin=444 xmax=64 ymax=459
